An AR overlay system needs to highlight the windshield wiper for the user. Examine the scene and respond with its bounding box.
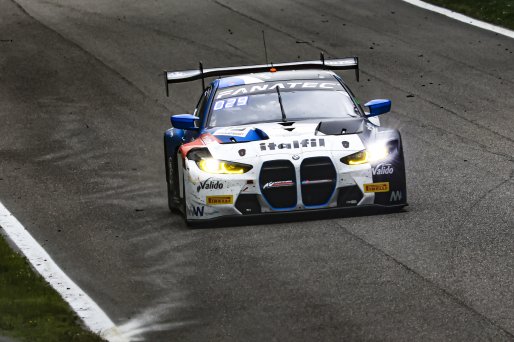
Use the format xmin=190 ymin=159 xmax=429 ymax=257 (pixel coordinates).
xmin=276 ymin=87 xmax=287 ymax=122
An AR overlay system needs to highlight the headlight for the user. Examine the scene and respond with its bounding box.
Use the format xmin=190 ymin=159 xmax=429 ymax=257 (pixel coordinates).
xmin=367 ymin=144 xmax=390 ymax=163
xmin=187 ymin=148 xmax=253 ymax=174
xmin=197 ymin=158 xmax=252 ymax=174
xmin=341 ymin=141 xmax=397 ymax=165
xmin=340 ymin=150 xmax=368 ymax=165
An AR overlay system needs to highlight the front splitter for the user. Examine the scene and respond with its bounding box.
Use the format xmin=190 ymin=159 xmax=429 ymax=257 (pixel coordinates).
xmin=186 ymin=203 xmax=408 ymax=228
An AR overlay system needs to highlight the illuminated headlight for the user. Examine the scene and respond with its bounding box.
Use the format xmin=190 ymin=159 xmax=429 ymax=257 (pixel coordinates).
xmin=367 ymin=144 xmax=390 ymax=163
xmin=197 ymin=158 xmax=252 ymax=174
xmin=340 ymin=150 xmax=369 ymax=165
xmin=340 ymin=141 xmax=398 ymax=165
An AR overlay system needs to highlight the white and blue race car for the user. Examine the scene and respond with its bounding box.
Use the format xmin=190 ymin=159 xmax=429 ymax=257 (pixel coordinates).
xmin=163 ymin=56 xmax=407 ymax=225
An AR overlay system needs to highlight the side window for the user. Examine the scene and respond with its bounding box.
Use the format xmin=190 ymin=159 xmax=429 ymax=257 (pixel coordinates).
xmin=193 ymin=87 xmax=211 ymax=128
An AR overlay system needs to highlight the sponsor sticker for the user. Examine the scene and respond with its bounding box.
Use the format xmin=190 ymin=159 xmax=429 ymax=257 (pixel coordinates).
xmin=216 ymin=81 xmax=340 ymax=99
xmin=197 ymin=178 xmax=224 ymax=192
xmin=214 ymin=127 xmax=251 ymax=137
xmin=372 ymin=163 xmax=394 ymax=176
xmin=364 ymin=182 xmax=390 ymax=193
xmin=206 ymin=195 xmax=234 ymax=205
xmin=188 ymin=205 xmax=205 ymax=217
xmin=263 ymin=180 xmax=295 ymax=189
xmin=390 ymin=190 xmax=403 ymax=202
xmin=213 ymin=96 xmax=249 ymax=110
xmin=260 ymin=138 xmax=325 ymax=151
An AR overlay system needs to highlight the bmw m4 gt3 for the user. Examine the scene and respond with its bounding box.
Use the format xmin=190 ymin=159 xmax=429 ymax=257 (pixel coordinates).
xmin=163 ymin=56 xmax=407 ymax=225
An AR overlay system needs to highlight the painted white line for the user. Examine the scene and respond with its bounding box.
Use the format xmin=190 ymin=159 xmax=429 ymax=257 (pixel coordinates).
xmin=401 ymin=0 xmax=514 ymax=39
xmin=0 ymin=201 xmax=128 ymax=342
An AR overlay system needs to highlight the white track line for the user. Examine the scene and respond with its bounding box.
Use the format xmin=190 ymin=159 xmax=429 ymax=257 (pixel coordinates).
xmin=0 ymin=201 xmax=127 ymax=342
xmin=402 ymin=0 xmax=514 ymax=39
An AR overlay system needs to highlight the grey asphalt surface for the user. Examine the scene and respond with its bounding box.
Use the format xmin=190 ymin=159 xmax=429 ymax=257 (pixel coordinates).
xmin=1 ymin=0 xmax=513 ymax=340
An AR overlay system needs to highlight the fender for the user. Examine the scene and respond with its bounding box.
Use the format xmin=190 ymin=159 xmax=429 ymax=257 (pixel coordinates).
xmin=164 ymin=128 xmax=185 ymax=161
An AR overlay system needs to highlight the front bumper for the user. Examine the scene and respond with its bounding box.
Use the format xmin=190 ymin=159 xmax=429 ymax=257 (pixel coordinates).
xmin=183 ymin=150 xmax=406 ymax=221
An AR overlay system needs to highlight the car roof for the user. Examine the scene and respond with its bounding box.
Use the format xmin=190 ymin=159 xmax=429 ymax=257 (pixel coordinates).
xmin=216 ymin=69 xmax=339 ymax=88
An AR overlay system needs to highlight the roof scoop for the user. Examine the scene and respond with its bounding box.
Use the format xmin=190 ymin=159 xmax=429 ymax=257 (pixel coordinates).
xmin=316 ymin=118 xmax=364 ymax=135
xmin=278 ymin=121 xmax=295 ymax=126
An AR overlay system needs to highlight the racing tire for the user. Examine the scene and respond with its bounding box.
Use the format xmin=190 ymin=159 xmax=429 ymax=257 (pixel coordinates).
xmin=164 ymin=142 xmax=181 ymax=212
xmin=182 ymin=175 xmax=193 ymax=227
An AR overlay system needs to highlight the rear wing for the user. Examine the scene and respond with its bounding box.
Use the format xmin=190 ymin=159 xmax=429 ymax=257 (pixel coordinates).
xmin=164 ymin=54 xmax=359 ymax=96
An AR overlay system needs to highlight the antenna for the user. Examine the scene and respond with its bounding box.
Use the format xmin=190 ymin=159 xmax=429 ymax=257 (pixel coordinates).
xmin=262 ymin=30 xmax=269 ymax=65
xmin=320 ymin=51 xmax=325 ymax=67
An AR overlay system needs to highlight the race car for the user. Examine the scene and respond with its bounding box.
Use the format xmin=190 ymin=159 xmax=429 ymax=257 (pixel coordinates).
xmin=163 ymin=56 xmax=407 ymax=225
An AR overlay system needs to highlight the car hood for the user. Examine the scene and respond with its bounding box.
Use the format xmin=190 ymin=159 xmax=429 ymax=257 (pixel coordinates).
xmin=202 ymin=118 xmax=372 ymax=161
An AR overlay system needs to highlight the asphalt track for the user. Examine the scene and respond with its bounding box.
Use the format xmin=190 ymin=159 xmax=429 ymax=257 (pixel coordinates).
xmin=1 ymin=0 xmax=513 ymax=340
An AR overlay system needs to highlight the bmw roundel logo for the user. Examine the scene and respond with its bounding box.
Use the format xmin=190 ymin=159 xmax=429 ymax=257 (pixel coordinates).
xmin=292 ymin=154 xmax=300 ymax=160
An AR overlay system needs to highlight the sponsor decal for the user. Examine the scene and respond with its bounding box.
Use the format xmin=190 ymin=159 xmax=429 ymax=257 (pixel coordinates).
xmin=206 ymin=195 xmax=234 ymax=205
xmin=214 ymin=127 xmax=251 ymax=137
xmin=168 ymin=71 xmax=185 ymax=77
xmin=197 ymin=178 xmax=224 ymax=192
xmin=390 ymin=191 xmax=403 ymax=202
xmin=188 ymin=205 xmax=205 ymax=217
xmin=363 ymin=182 xmax=390 ymax=193
xmin=325 ymin=59 xmax=355 ymax=66
xmin=260 ymin=138 xmax=325 ymax=151
xmin=213 ymin=96 xmax=249 ymax=111
xmin=372 ymin=163 xmax=394 ymax=176
xmin=216 ymin=81 xmax=340 ymax=99
xmin=263 ymin=180 xmax=295 ymax=189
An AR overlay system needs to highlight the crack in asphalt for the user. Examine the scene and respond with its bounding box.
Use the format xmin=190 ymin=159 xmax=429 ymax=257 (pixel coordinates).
xmin=447 ymin=168 xmax=514 ymax=320
xmin=334 ymin=220 xmax=514 ymax=339
xmin=467 ymin=169 xmax=514 ymax=212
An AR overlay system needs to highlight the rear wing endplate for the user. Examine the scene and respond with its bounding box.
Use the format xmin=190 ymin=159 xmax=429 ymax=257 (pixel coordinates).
xmin=164 ymin=54 xmax=359 ymax=96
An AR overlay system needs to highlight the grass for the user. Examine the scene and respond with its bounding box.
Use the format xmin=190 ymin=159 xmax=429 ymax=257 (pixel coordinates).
xmin=0 ymin=234 xmax=104 ymax=342
xmin=424 ymin=0 xmax=514 ymax=30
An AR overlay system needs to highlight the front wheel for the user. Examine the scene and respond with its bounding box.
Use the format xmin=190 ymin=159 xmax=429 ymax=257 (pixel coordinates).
xmin=182 ymin=175 xmax=194 ymax=227
xmin=164 ymin=143 xmax=180 ymax=212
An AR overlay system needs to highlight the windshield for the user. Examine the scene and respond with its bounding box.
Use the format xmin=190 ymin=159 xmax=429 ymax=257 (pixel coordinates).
xmin=208 ymin=81 xmax=359 ymax=127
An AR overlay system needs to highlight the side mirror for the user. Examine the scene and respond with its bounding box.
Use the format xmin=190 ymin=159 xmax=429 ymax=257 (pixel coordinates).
xmin=170 ymin=114 xmax=199 ymax=130
xmin=364 ymin=99 xmax=391 ymax=117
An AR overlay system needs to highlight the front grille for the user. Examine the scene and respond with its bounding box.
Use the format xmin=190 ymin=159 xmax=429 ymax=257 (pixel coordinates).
xmin=300 ymin=157 xmax=336 ymax=206
xmin=259 ymin=160 xmax=297 ymax=208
